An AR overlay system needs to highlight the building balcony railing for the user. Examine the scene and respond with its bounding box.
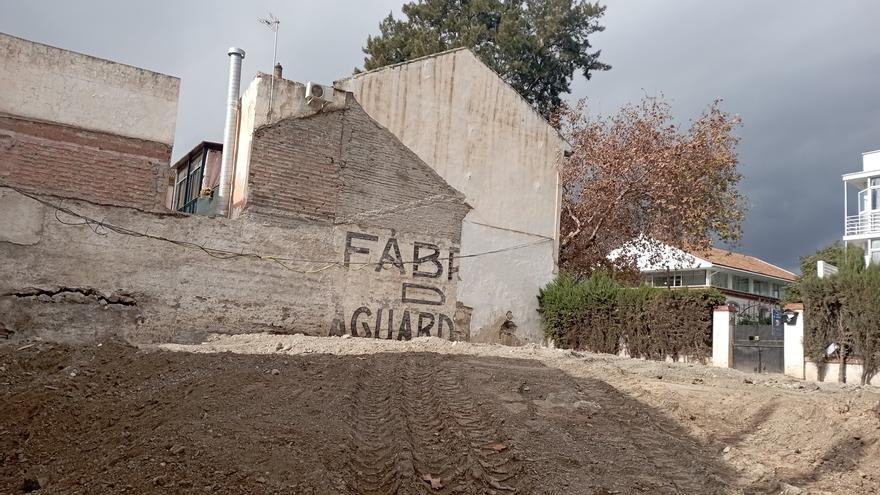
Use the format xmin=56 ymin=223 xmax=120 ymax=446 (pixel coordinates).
xmin=845 ymin=212 xmax=880 ymax=236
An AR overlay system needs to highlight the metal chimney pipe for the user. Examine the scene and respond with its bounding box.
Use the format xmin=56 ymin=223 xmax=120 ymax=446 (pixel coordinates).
xmin=217 ymin=47 xmax=245 ymax=217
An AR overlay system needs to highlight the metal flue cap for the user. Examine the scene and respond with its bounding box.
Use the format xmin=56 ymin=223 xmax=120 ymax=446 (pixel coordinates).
xmin=228 ymin=47 xmax=245 ymax=58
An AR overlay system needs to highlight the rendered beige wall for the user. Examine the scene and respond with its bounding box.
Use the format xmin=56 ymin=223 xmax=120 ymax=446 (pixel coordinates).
xmin=0 ymin=33 xmax=179 ymax=145
xmin=336 ymin=49 xmax=564 ymax=342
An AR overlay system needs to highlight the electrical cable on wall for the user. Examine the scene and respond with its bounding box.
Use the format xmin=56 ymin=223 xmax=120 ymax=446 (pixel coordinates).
xmin=4 ymin=185 xmax=551 ymax=274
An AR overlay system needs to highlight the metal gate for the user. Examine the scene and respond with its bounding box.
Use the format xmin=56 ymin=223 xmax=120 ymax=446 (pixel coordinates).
xmin=731 ymin=303 xmax=784 ymax=374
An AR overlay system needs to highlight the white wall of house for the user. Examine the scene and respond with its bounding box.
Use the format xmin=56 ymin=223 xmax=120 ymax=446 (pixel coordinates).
xmin=864 ymin=149 xmax=880 ymax=172
xmin=842 ymin=150 xmax=880 ymax=263
xmin=336 ymin=49 xmax=564 ymax=343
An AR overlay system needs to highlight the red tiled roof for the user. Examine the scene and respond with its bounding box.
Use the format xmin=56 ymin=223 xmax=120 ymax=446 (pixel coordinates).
xmin=692 ymin=247 xmax=797 ymax=282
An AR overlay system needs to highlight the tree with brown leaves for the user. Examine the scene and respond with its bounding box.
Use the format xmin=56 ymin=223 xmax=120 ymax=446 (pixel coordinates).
xmin=557 ymin=96 xmax=746 ymax=275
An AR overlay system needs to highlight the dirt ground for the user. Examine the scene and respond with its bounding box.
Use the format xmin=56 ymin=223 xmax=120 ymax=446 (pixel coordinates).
xmin=2 ymin=335 xmax=879 ymax=494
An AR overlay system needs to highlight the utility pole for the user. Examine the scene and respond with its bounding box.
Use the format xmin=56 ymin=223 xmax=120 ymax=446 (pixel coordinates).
xmin=258 ymin=13 xmax=280 ymax=117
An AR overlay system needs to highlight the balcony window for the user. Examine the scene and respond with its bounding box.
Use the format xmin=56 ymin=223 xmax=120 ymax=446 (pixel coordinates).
xmin=753 ymin=280 xmax=769 ymax=296
xmin=863 ymin=181 xmax=880 ymax=211
xmin=871 ymin=240 xmax=880 ymax=266
xmin=651 ymin=270 xmax=705 ymax=287
xmin=711 ymin=272 xmax=729 ymax=288
xmin=772 ymin=283 xmax=784 ymax=299
xmin=733 ymin=275 xmax=750 ymax=293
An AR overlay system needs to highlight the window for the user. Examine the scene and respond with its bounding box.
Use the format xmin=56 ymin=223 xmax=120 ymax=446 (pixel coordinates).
xmin=683 ymin=270 xmax=706 ymax=286
xmin=772 ymin=283 xmax=782 ymax=299
xmin=711 ymin=272 xmax=729 ymax=288
xmin=172 ymin=151 xmax=206 ymax=213
xmin=733 ymin=275 xmax=750 ymax=293
xmin=753 ymin=280 xmax=769 ymax=296
xmin=651 ymin=271 xmax=705 ymax=287
xmin=653 ymin=274 xmax=682 ymax=287
xmin=174 ymin=168 xmax=187 ymax=210
xmin=871 ymin=240 xmax=880 ymax=266
xmin=864 ymin=178 xmax=880 ymax=212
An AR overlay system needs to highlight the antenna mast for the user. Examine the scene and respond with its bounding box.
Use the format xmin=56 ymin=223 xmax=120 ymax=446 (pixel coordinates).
xmin=258 ymin=13 xmax=280 ymax=117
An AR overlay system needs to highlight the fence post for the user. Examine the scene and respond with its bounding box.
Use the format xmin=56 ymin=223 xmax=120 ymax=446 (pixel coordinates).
xmin=783 ymin=303 xmax=805 ymax=379
xmin=712 ymin=305 xmax=733 ymax=368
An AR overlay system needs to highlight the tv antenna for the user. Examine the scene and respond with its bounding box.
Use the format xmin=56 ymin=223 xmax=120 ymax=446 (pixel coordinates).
xmin=258 ymin=13 xmax=280 ymax=116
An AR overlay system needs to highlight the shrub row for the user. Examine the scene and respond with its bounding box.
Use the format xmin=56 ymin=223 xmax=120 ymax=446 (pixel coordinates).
xmin=801 ymin=265 xmax=880 ymax=385
xmin=537 ymin=273 xmax=725 ymax=362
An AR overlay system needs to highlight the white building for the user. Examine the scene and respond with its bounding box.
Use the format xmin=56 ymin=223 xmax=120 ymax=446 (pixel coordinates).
xmin=843 ymin=149 xmax=880 ymax=266
xmin=617 ymin=241 xmax=796 ymax=312
xmin=336 ymin=49 xmax=564 ymax=343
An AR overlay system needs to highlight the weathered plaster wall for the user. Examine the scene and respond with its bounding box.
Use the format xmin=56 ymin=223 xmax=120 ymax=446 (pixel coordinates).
xmin=336 ymin=49 xmax=564 ymax=342
xmin=0 ymin=33 xmax=179 ymax=146
xmin=0 ymin=187 xmax=464 ymax=344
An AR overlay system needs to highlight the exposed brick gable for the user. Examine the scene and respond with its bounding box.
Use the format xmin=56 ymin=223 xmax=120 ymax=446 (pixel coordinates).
xmin=247 ymin=99 xmax=469 ymax=240
xmin=0 ymin=115 xmax=173 ymax=211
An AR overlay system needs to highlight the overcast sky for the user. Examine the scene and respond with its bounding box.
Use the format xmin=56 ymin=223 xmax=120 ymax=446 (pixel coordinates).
xmin=3 ymin=1 xmax=879 ymax=272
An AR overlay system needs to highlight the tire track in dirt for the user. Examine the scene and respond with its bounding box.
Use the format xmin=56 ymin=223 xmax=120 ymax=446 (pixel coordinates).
xmin=348 ymin=354 xmax=525 ymax=494
xmin=350 ymin=360 xmax=410 ymax=494
xmin=431 ymin=363 xmax=523 ymax=492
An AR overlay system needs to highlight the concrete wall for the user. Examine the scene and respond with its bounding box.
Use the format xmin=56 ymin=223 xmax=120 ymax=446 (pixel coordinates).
xmin=0 ymin=78 xmax=473 ymax=343
xmin=805 ymin=361 xmax=878 ymax=387
xmin=712 ymin=306 xmax=732 ymax=368
xmin=783 ymin=308 xmax=805 ymax=379
xmin=864 ymin=150 xmax=880 ymax=172
xmin=0 ymin=186 xmax=465 ymax=343
xmin=0 ymin=33 xmax=179 ymax=145
xmin=0 ymin=33 xmax=180 ymax=211
xmin=336 ymin=49 xmax=564 ymax=343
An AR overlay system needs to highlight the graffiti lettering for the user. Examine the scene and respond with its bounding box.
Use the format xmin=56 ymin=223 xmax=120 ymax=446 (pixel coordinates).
xmin=448 ymin=247 xmax=460 ymax=281
xmin=350 ymin=306 xmax=372 ymax=337
xmin=330 ymin=308 xmax=454 ymax=340
xmin=438 ymin=314 xmax=453 ymax=338
xmin=401 ymin=283 xmax=446 ymax=306
xmin=340 ymin=231 xmax=459 ymax=340
xmin=412 ymin=242 xmax=442 ymax=278
xmin=397 ymin=311 xmax=412 ymax=340
xmin=417 ymin=312 xmax=435 ymax=337
xmin=344 ymin=232 xmax=379 ymax=267
xmin=375 ymin=237 xmax=405 ymax=273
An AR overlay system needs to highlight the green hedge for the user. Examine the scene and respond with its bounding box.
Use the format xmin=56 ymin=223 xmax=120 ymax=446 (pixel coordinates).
xmin=802 ymin=263 xmax=880 ymax=385
xmin=538 ymin=273 xmax=725 ymax=362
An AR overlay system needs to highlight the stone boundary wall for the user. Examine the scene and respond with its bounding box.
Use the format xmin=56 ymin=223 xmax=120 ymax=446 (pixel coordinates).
xmin=0 ymin=188 xmax=464 ymax=344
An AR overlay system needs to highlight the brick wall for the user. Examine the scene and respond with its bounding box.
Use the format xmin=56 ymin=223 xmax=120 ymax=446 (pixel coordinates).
xmin=247 ymin=98 xmax=469 ymax=241
xmin=0 ymin=115 xmax=173 ymax=211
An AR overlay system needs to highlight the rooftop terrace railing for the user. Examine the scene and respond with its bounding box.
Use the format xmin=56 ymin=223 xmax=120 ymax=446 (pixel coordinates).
xmin=845 ymin=212 xmax=880 ymax=236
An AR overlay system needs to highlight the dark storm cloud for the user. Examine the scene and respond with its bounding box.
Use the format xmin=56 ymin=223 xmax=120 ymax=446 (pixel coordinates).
xmin=3 ymin=1 xmax=878 ymax=272
xmin=570 ymin=1 xmax=880 ymax=272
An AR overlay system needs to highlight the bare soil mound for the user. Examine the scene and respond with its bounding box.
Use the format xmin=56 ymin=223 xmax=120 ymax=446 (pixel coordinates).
xmin=2 ymin=336 xmax=878 ymax=494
